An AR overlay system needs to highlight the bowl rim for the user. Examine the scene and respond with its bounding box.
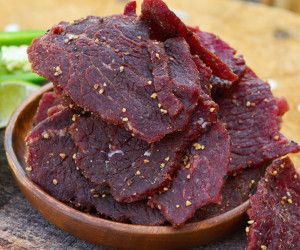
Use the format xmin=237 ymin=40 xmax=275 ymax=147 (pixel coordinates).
xmin=4 ymin=82 xmax=250 ymax=235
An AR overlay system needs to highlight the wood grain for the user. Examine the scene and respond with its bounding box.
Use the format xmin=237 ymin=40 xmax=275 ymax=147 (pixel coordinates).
xmin=0 ymin=0 xmax=300 ymax=248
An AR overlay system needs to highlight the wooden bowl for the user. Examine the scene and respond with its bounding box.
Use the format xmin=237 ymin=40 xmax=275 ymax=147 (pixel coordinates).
xmin=4 ymin=83 xmax=249 ymax=250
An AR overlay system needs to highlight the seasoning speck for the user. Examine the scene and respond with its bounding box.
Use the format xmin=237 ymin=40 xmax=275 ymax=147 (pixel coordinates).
xmin=122 ymin=108 xmax=127 ymax=113
xmin=59 ymin=153 xmax=66 ymax=159
xmin=147 ymin=80 xmax=152 ymax=85
xmin=25 ymin=166 xmax=32 ymax=172
xmin=42 ymin=132 xmax=50 ymax=139
xmin=246 ymin=101 xmax=251 ymax=107
xmin=151 ymin=93 xmax=157 ymax=99
xmin=144 ymin=159 xmax=150 ymax=164
xmin=119 ymin=66 xmax=124 ymax=72
xmin=160 ymin=108 xmax=168 ymax=115
xmin=135 ymin=170 xmax=141 ymax=176
xmin=261 ymin=245 xmax=267 ymax=250
xmin=72 ymin=153 xmax=77 ymax=160
xmin=176 ymin=204 xmax=180 ymax=208
xmin=54 ymin=66 xmax=62 ymax=76
xmin=122 ymin=117 xmax=129 ymax=122
xmin=52 ymin=179 xmax=58 ymax=185
xmin=185 ymin=200 xmax=192 ymax=207
xmin=193 ymin=143 xmax=205 ymax=150
xmin=99 ymin=89 xmax=105 ymax=94
xmin=155 ymin=53 xmax=160 ymax=59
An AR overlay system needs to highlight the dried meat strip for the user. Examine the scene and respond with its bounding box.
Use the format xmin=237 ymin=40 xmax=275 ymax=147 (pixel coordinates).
xmin=141 ymin=0 xmax=238 ymax=82
xmin=247 ymin=158 xmax=300 ymax=250
xmin=149 ymin=122 xmax=230 ymax=226
xmin=26 ymin=111 xmax=164 ymax=225
xmin=70 ymin=114 xmax=202 ymax=203
xmin=28 ymin=15 xmax=206 ymax=143
xmin=215 ymin=68 xmax=299 ymax=173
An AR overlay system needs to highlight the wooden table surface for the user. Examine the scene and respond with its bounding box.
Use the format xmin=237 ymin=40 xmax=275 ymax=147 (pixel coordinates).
xmin=0 ymin=0 xmax=300 ymax=249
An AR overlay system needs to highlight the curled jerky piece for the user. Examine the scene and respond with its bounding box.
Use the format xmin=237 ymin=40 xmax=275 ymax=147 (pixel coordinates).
xmin=70 ymin=114 xmax=202 ymax=203
xmin=193 ymin=166 xmax=266 ymax=222
xmin=196 ymin=31 xmax=246 ymax=88
xmin=28 ymin=15 xmax=204 ymax=143
xmin=26 ymin=112 xmax=164 ymax=225
xmin=247 ymin=158 xmax=300 ymax=250
xmin=141 ymin=0 xmax=237 ymax=82
xmin=215 ymin=68 xmax=299 ymax=173
xmin=33 ymin=92 xmax=61 ymax=125
xmin=149 ymin=122 xmax=230 ymax=227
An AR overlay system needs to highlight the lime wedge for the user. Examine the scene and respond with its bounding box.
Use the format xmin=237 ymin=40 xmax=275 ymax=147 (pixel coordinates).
xmin=0 ymin=81 xmax=40 ymax=128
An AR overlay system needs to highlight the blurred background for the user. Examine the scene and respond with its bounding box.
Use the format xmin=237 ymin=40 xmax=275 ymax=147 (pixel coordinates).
xmin=0 ymin=0 xmax=300 ymax=32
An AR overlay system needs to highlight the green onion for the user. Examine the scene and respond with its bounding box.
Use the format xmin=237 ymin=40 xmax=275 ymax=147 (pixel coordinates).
xmin=0 ymin=72 xmax=46 ymax=84
xmin=0 ymin=31 xmax=45 ymax=46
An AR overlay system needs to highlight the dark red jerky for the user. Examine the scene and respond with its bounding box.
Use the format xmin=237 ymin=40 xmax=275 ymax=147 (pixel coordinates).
xmin=70 ymin=114 xmax=202 ymax=203
xmin=47 ymin=104 xmax=65 ymax=117
xmin=33 ymin=92 xmax=60 ymax=125
xmin=192 ymin=166 xmax=266 ymax=222
xmin=247 ymin=158 xmax=300 ymax=250
xmin=164 ymin=37 xmax=218 ymax=124
xmin=27 ymin=128 xmax=95 ymax=210
xmin=27 ymin=128 xmax=164 ymax=225
xmin=26 ymin=108 xmax=74 ymax=144
xmin=124 ymin=1 xmax=137 ymax=16
xmin=192 ymin=55 xmax=212 ymax=95
xmin=141 ymin=0 xmax=237 ymax=82
xmin=93 ymin=189 xmax=165 ymax=225
xmin=196 ymin=31 xmax=246 ymax=88
xmin=28 ymin=15 xmax=206 ymax=143
xmin=149 ymin=122 xmax=230 ymax=227
xmin=214 ymin=68 xmax=299 ymax=173
xmin=147 ymin=40 xmax=183 ymax=118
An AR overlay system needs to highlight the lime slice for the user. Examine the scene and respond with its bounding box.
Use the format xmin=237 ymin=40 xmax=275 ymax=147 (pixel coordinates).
xmin=0 ymin=81 xmax=40 ymax=128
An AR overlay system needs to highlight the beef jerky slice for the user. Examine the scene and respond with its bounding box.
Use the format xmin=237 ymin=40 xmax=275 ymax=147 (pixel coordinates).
xmin=26 ymin=108 xmax=74 ymax=143
xmin=26 ymin=111 xmax=164 ymax=225
xmin=33 ymin=92 xmax=61 ymax=125
xmin=70 ymin=114 xmax=202 ymax=203
xmin=196 ymin=31 xmax=246 ymax=88
xmin=192 ymin=166 xmax=266 ymax=222
xmin=141 ymin=0 xmax=237 ymax=82
xmin=149 ymin=122 xmax=230 ymax=226
xmin=247 ymin=158 xmax=300 ymax=250
xmin=28 ymin=15 xmax=204 ymax=143
xmin=124 ymin=1 xmax=137 ymax=16
xmin=215 ymin=67 xmax=299 ymax=173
